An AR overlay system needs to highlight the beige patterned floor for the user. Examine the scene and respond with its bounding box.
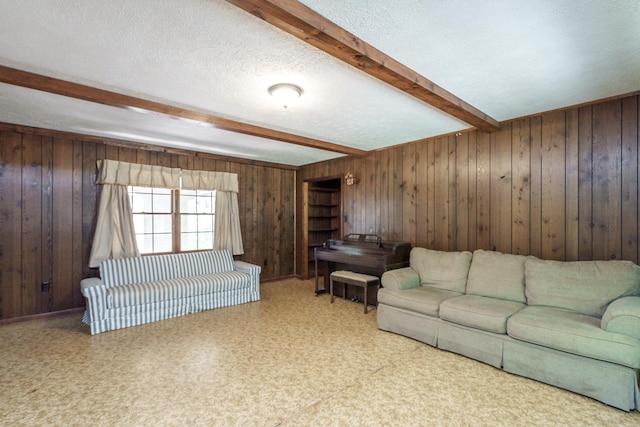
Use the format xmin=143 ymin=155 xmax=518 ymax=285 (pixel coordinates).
xmin=1 ymin=278 xmax=639 ymax=426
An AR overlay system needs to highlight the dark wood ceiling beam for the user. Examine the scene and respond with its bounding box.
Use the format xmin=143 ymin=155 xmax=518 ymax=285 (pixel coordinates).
xmin=226 ymin=0 xmax=500 ymax=133
xmin=0 ymin=65 xmax=367 ymax=156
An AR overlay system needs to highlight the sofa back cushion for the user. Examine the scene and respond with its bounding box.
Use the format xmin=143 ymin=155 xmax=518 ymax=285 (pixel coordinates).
xmin=525 ymin=259 xmax=640 ymax=317
xmin=173 ymin=250 xmax=235 ymax=277
xmin=100 ymin=253 xmax=178 ymax=288
xmin=410 ymin=248 xmax=472 ymax=293
xmin=466 ymin=250 xmax=531 ymax=303
xmin=100 ymin=250 xmax=235 ymax=288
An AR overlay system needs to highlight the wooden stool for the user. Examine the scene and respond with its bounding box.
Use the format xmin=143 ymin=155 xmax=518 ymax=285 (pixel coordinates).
xmin=330 ymin=270 xmax=380 ymax=314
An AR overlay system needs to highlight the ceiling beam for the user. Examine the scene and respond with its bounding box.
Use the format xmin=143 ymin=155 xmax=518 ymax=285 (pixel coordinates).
xmin=226 ymin=0 xmax=500 ymax=133
xmin=0 ymin=65 xmax=367 ymax=157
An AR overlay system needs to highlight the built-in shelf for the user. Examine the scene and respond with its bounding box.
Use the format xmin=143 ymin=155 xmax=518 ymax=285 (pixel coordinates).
xmin=309 ymin=227 xmax=339 ymax=232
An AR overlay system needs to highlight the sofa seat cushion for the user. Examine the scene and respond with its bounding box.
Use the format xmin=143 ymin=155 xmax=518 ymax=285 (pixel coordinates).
xmin=439 ymin=295 xmax=525 ymax=334
xmin=378 ymin=286 xmax=461 ymax=317
xmin=107 ymin=271 xmax=250 ymax=308
xmin=507 ymin=306 xmax=640 ymax=369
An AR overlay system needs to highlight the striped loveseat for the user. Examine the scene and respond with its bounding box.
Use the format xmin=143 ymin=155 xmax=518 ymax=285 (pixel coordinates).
xmin=81 ymin=250 xmax=261 ymax=334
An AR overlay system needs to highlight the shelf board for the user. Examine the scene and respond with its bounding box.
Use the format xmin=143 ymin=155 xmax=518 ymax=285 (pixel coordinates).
xmin=308 ymin=215 xmax=338 ymax=219
xmin=309 ymin=187 xmax=339 ymax=193
xmin=309 ymin=203 xmax=339 ymax=207
xmin=309 ymin=228 xmax=339 ymax=232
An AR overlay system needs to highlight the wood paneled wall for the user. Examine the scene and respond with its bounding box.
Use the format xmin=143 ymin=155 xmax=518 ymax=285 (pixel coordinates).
xmin=0 ymin=129 xmax=295 ymax=320
xmin=297 ymin=95 xmax=640 ymax=275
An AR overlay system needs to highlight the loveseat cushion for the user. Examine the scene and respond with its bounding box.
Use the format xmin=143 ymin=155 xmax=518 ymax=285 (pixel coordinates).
xmin=507 ymin=306 xmax=640 ymax=369
xmin=524 ymin=259 xmax=640 ymax=317
xmin=601 ymin=296 xmax=640 ymax=339
xmin=107 ymin=271 xmax=250 ymax=308
xmin=466 ymin=250 xmax=531 ymax=303
xmin=172 ymin=250 xmax=235 ymax=277
xmin=439 ymin=295 xmax=525 ymax=334
xmin=410 ymin=248 xmax=472 ymax=293
xmin=378 ymin=287 xmax=461 ymax=318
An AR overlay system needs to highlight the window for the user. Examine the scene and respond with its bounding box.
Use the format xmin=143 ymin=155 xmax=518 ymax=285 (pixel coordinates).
xmin=128 ymin=186 xmax=216 ymax=254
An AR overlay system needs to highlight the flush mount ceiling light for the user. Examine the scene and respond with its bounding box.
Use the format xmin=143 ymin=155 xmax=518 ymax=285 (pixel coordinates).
xmin=268 ymin=83 xmax=303 ymax=109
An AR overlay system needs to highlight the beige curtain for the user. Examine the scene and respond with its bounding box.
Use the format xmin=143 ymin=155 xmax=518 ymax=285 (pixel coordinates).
xmin=182 ymin=170 xmax=244 ymax=255
xmin=88 ymin=160 xmax=182 ymax=267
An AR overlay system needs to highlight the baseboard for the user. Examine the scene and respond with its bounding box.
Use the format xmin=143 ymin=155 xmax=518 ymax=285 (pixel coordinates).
xmin=0 ymin=307 xmax=85 ymax=326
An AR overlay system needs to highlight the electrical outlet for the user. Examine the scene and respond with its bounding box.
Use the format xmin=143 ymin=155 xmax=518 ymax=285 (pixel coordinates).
xmin=41 ymin=281 xmax=51 ymax=292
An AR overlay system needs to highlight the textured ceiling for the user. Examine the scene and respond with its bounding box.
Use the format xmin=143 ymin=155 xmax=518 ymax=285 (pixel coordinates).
xmin=0 ymin=0 xmax=639 ymax=166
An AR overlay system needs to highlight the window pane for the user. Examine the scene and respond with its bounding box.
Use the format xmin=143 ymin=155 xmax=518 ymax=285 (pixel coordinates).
xmin=130 ymin=194 xmax=145 ymax=213
xmin=153 ymin=193 xmax=172 ymax=213
xmin=154 ymin=233 xmax=172 ymax=253
xmin=181 ymin=232 xmax=198 ymax=251
xmin=197 ymin=232 xmax=214 ymax=250
xmin=181 ymin=194 xmax=197 ymax=213
xmin=198 ymin=214 xmax=213 ymax=232
xmin=181 ymin=214 xmax=196 ymax=233
xmin=153 ymin=214 xmax=172 ymax=233
xmin=140 ymin=234 xmax=154 ymax=254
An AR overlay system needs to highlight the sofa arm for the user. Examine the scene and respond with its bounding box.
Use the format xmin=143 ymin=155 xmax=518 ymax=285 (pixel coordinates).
xmin=80 ymin=277 xmax=103 ymax=297
xmin=234 ymin=261 xmax=261 ymax=295
xmin=601 ymin=296 xmax=640 ymax=339
xmin=381 ymin=267 xmax=420 ymax=291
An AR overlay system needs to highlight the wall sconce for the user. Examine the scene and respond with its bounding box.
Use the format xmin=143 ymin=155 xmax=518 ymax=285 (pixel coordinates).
xmin=268 ymin=83 xmax=303 ymax=109
xmin=344 ymin=173 xmax=358 ymax=186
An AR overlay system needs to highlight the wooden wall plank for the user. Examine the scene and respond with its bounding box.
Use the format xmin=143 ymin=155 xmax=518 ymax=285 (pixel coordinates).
xmin=378 ymin=150 xmax=390 ymax=241
xmin=433 ymin=137 xmax=449 ymax=250
xmin=592 ymin=100 xmax=622 ymax=260
xmin=402 ymin=144 xmax=417 ymax=246
xmin=21 ymin=133 xmax=43 ymax=315
xmin=82 ymin=141 xmax=98 ymax=281
xmin=364 ymin=154 xmax=377 ymax=235
xmin=578 ymin=106 xmax=594 ymax=260
xmin=565 ymin=109 xmax=580 ymax=260
xmin=72 ymin=140 xmax=84 ymax=307
xmin=52 ymin=138 xmax=74 ymax=311
xmin=475 ymin=132 xmax=491 ymax=249
xmin=447 ymin=136 xmax=457 ymax=251
xmin=541 ymin=110 xmax=567 ymax=260
xmin=511 ymin=119 xmax=531 ymax=255
xmin=467 ymin=132 xmax=478 ymax=250
xmin=415 ymin=139 xmax=429 ymax=247
xmin=41 ymin=136 xmax=53 ymax=313
xmin=621 ymin=96 xmax=638 ymax=263
xmin=490 ymin=125 xmax=512 ymax=253
xmin=390 ymin=147 xmax=403 ymax=241
xmin=529 ymin=117 xmax=543 ymax=258
xmin=455 ymin=133 xmax=470 ymax=252
xmin=0 ymin=131 xmax=23 ymax=319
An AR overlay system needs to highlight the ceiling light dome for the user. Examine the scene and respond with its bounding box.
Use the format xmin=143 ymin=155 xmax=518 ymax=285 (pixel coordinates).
xmin=268 ymin=83 xmax=303 ymax=109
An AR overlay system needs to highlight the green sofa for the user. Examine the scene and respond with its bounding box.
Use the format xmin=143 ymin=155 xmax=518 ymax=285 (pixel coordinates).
xmin=377 ymin=248 xmax=640 ymax=411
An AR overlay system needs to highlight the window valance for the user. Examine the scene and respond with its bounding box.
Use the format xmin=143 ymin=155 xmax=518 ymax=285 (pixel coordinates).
xmin=96 ymin=159 xmax=181 ymax=189
xmin=181 ymin=170 xmax=238 ymax=192
xmin=96 ymin=159 xmax=238 ymax=192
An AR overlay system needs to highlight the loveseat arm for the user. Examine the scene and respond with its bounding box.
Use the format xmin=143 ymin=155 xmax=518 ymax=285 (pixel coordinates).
xmin=601 ymin=296 xmax=640 ymax=339
xmin=381 ymin=267 xmax=420 ymax=291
